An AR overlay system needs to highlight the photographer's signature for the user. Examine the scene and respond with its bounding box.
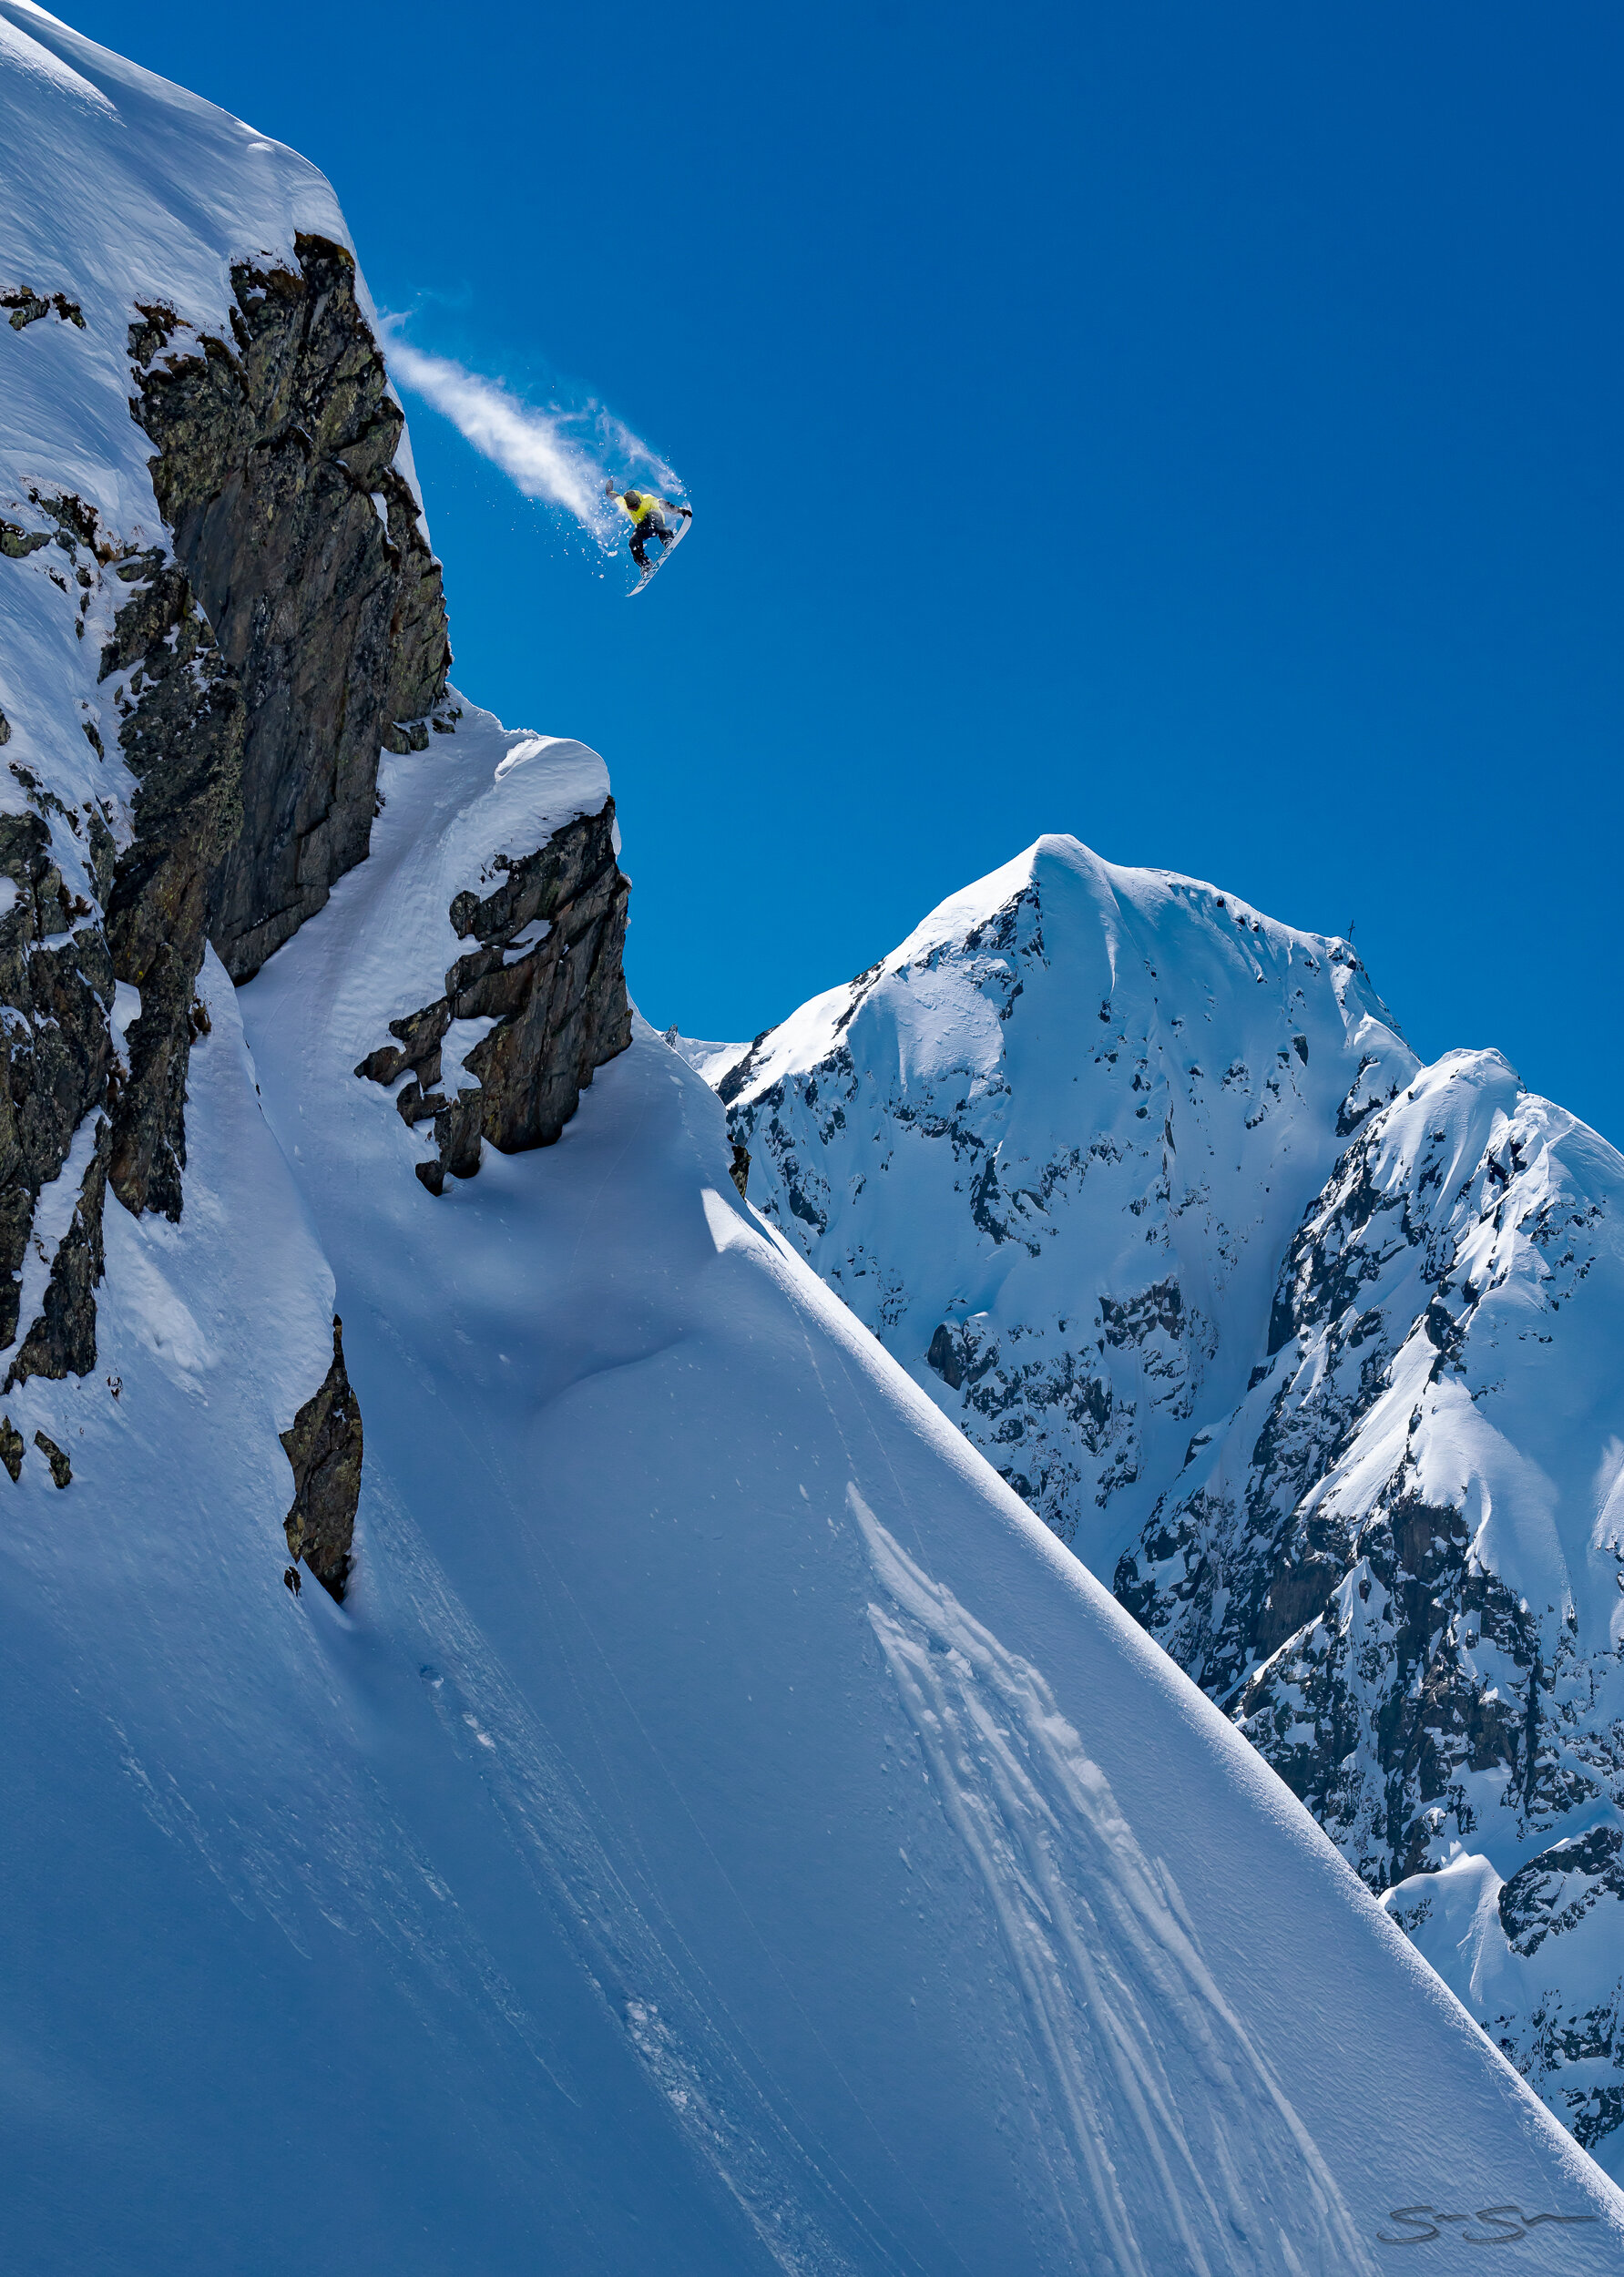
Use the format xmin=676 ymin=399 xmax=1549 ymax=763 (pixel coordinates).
xmin=1378 ymin=2204 xmax=1601 ymax=2245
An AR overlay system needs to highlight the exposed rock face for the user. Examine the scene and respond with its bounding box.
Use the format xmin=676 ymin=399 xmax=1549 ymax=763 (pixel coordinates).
xmin=2 ymin=287 xmax=84 ymax=332
xmin=0 ymin=799 xmax=114 ymax=1351
xmin=1113 ymin=1055 xmax=1614 ymax=1889
xmin=281 ymin=1316 xmax=363 ymax=1600
xmin=131 ymin=237 xmax=451 ymax=980
xmin=0 ymin=230 xmax=630 ymax=1598
xmin=1501 ymin=1825 xmax=1624 ymax=1959
xmin=100 ymin=551 xmax=243 ymax=1216
xmin=1105 ymin=1047 xmax=1624 ymax=2148
xmin=7 ymin=1117 xmax=110 ymax=1388
xmin=0 ymin=230 xmax=455 ymax=1567
xmin=356 ymin=801 xmax=631 ymax=1195
xmin=1492 ymin=1829 xmax=1624 ymax=2151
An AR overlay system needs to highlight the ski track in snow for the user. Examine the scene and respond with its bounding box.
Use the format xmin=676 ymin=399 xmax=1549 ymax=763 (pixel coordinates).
xmin=852 ymin=1485 xmax=1371 ymax=2277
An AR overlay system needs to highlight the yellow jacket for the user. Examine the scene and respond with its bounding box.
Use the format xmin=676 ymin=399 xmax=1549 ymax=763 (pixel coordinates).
xmin=619 ymin=489 xmax=662 ymax=525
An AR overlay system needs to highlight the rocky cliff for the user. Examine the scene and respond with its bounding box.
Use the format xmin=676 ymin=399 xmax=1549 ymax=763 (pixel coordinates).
xmin=1114 ymin=1047 xmax=1624 ymax=2154
xmin=0 ymin=168 xmax=628 ymax=1594
xmin=355 ymin=798 xmax=630 ymax=1196
xmin=130 ymin=235 xmax=451 ymax=981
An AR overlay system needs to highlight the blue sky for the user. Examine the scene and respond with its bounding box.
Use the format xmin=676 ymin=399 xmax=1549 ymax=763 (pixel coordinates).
xmin=73 ymin=2 xmax=1624 ymax=1139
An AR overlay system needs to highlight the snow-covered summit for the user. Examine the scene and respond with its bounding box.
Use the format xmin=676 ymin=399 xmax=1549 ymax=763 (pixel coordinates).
xmin=720 ymin=832 xmax=1415 ymax=1564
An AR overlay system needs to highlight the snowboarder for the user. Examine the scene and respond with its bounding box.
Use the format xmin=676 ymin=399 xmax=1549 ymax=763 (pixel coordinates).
xmin=283 ymin=1563 xmax=302 ymax=1599
xmin=605 ymin=481 xmax=690 ymax=577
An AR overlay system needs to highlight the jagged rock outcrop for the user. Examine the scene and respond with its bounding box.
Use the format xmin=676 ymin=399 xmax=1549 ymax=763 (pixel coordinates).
xmin=1104 ymin=1048 xmax=1624 ymax=2147
xmin=7 ymin=1117 xmax=110 ymax=1387
xmin=281 ymin=1316 xmax=363 ymax=1600
xmin=0 ymin=230 xmax=457 ymax=1501
xmin=0 ymin=223 xmax=631 ymax=1598
xmin=34 ymin=1428 xmax=71 ymax=1487
xmin=2 ymin=286 xmax=83 ymax=332
xmin=1113 ymin=1055 xmax=1616 ymax=1887
xmin=356 ymin=801 xmax=631 ymax=1195
xmin=131 ymin=237 xmax=451 ymax=981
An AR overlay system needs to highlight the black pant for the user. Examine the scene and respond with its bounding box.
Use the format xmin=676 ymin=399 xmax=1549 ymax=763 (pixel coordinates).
xmin=630 ymin=514 xmax=672 ymax=569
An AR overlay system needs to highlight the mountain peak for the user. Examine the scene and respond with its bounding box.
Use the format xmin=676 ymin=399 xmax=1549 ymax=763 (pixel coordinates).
xmin=718 ymin=837 xmax=1624 ymax=2173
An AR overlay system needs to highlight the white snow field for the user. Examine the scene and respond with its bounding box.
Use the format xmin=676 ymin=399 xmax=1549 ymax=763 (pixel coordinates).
xmin=1 ymin=5 xmax=1621 ymax=2269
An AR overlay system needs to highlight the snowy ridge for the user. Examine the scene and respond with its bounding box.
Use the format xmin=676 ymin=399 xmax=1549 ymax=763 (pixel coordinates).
xmin=715 ymin=833 xmax=1624 ymax=2175
xmin=5 ymin=693 xmax=1618 ymax=2260
xmin=0 ymin=0 xmax=366 ymax=525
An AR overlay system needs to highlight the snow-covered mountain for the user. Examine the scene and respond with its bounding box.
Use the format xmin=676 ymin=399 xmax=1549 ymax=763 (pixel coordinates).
xmin=714 ymin=836 xmax=1624 ymax=2175
xmin=4 ymin=6 xmax=1621 ymax=2266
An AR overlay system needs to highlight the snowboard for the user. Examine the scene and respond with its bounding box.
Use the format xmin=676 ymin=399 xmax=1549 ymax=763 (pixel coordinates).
xmin=627 ymin=507 xmax=692 ymax=597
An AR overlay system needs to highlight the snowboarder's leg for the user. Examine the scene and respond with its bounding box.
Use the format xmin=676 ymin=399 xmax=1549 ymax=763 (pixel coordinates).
xmin=630 ymin=527 xmax=650 ymax=571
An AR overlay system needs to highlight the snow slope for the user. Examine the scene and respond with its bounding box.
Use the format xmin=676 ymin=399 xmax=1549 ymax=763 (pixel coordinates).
xmin=712 ymin=835 xmax=1624 ymax=2177
xmin=3 ymin=10 xmax=1622 ymax=2267
xmin=5 ymin=730 xmax=1619 ymax=2272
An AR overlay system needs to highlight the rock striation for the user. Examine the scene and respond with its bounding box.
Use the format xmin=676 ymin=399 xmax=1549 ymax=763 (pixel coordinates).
xmin=0 ymin=790 xmax=115 ymax=1357
xmin=99 ymin=546 xmax=243 ymax=1218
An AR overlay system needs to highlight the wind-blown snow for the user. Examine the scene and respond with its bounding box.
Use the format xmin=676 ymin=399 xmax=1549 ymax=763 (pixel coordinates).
xmin=381 ymin=329 xmax=683 ymax=555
